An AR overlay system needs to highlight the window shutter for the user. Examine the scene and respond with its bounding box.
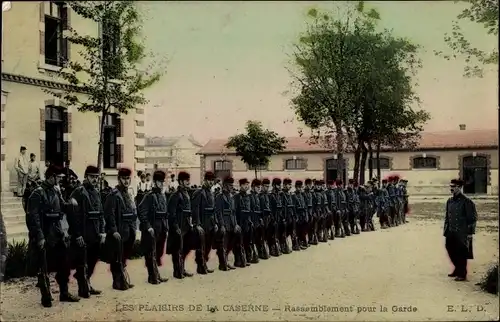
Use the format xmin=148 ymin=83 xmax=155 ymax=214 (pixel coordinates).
xmin=60 ymin=5 xmax=68 ymax=30
xmin=61 ymin=37 xmax=68 ymax=63
xmin=115 ymin=116 xmax=122 ymax=137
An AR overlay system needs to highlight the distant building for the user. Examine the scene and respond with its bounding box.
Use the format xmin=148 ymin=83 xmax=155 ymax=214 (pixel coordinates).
xmin=198 ymin=129 xmax=498 ymax=195
xmin=145 ymin=135 xmax=203 ymax=185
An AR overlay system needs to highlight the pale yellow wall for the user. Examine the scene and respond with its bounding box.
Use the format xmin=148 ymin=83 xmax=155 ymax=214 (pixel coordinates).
xmin=2 ymin=2 xmax=137 ymax=187
xmin=203 ymin=148 xmax=498 ymax=195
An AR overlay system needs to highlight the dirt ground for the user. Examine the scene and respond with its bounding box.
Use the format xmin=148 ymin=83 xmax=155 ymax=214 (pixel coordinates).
xmin=1 ymin=202 xmax=498 ymax=321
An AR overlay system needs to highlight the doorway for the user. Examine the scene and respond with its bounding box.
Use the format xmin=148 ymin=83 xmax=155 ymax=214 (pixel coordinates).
xmin=45 ymin=106 xmax=64 ymax=167
xmin=462 ymin=156 xmax=488 ymax=194
xmin=325 ymin=158 xmax=347 ymax=183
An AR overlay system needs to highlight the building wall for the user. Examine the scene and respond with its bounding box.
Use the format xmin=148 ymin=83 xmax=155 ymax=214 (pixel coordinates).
xmin=1 ymin=2 xmax=139 ymax=186
xmin=145 ymin=136 xmax=201 ymax=184
xmin=203 ymin=148 xmax=498 ymax=194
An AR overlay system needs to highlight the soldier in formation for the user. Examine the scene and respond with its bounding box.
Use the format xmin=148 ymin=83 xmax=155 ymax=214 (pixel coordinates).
xmin=24 ymin=167 xmax=412 ymax=308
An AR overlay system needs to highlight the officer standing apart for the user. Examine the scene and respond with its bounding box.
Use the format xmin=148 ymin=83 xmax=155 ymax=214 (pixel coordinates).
xmin=444 ymin=179 xmax=477 ymax=281
xmin=138 ymin=170 xmax=170 ymax=284
xmin=103 ymin=168 xmax=136 ymax=291
xmin=26 ymin=165 xmax=79 ymax=307
xmin=68 ymin=165 xmax=106 ymax=297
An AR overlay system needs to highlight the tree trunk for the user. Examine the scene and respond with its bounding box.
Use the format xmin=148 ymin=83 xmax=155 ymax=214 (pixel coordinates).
xmin=335 ymin=124 xmax=345 ymax=182
xmin=368 ymin=143 xmax=374 ymax=180
xmin=97 ymin=110 xmax=107 ymax=171
xmin=254 ymin=168 xmax=258 ymax=179
xmin=353 ymin=143 xmax=361 ymax=183
xmin=360 ymin=141 xmax=368 ymax=185
xmin=376 ymin=141 xmax=382 ymax=183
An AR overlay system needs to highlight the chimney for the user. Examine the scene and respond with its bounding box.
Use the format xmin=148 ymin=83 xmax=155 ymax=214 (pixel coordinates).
xmin=459 ymin=124 xmax=466 ymax=131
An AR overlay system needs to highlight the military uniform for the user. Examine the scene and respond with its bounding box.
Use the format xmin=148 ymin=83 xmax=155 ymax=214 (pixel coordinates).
xmin=68 ymin=166 xmax=105 ymax=296
xmin=320 ymin=182 xmax=332 ymax=241
xmin=26 ymin=165 xmax=79 ymax=307
xmin=293 ymin=181 xmax=308 ymax=249
xmin=138 ymin=171 xmax=169 ymax=284
xmin=401 ymin=180 xmax=409 ymax=223
xmin=325 ymin=183 xmax=337 ymax=239
xmin=303 ymin=180 xmax=315 ymax=244
xmin=234 ymin=180 xmax=253 ymax=266
xmin=379 ymin=181 xmax=391 ymax=228
xmin=259 ymin=179 xmax=275 ymax=257
xmin=250 ymin=179 xmax=269 ymax=260
xmin=282 ymin=179 xmax=297 ymax=251
xmin=103 ymin=169 xmax=137 ymax=290
xmin=312 ymin=185 xmax=324 ymax=242
xmin=270 ymin=179 xmax=288 ymax=254
xmin=192 ymin=176 xmax=220 ymax=272
xmin=444 ymin=179 xmax=477 ymax=280
xmin=215 ymin=177 xmax=242 ymax=269
xmin=336 ymin=182 xmax=350 ymax=237
xmin=167 ymin=172 xmax=205 ymax=278
xmin=387 ymin=177 xmax=399 ymax=226
xmin=346 ymin=180 xmax=361 ymax=234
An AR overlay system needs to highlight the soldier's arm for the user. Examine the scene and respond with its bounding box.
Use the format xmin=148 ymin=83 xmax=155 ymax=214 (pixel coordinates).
xmin=234 ymin=194 xmax=242 ymax=225
xmin=464 ymin=198 xmax=477 ymax=235
xmin=191 ymin=190 xmax=202 ymax=226
xmin=103 ymin=192 xmax=118 ymax=234
xmin=27 ymin=190 xmax=45 ymax=242
xmin=167 ymin=193 xmax=180 ymax=231
xmin=443 ymin=199 xmax=450 ymax=236
xmin=138 ymin=192 xmax=152 ymax=231
xmin=68 ymin=187 xmax=84 ymax=238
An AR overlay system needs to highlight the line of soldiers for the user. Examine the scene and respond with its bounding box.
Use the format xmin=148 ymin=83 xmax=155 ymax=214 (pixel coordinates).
xmin=25 ymin=164 xmax=409 ymax=308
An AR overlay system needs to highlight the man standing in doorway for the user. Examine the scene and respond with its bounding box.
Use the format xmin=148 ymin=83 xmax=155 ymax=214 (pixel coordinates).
xmin=444 ymin=179 xmax=477 ymax=281
xmin=27 ymin=153 xmax=41 ymax=185
xmin=14 ymin=146 xmax=29 ymax=197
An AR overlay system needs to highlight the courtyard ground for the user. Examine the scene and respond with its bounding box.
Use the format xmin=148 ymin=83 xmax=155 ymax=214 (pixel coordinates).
xmin=1 ymin=202 xmax=498 ymax=321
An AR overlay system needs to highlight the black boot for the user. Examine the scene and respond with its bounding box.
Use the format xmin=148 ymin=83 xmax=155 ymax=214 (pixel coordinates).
xmin=111 ymin=264 xmax=130 ymax=290
xmin=257 ymin=243 xmax=266 ymax=260
xmin=291 ymin=237 xmax=301 ymax=251
xmin=89 ymin=284 xmax=102 ymax=295
xmin=269 ymin=243 xmax=280 ymax=257
xmin=311 ymin=233 xmax=319 ymax=245
xmin=77 ymin=278 xmax=90 ymax=298
xmin=245 ymin=247 xmax=253 ymax=265
xmin=59 ymin=283 xmax=80 ymax=302
xmin=281 ymin=241 xmax=292 ymax=254
xmin=344 ymin=223 xmax=351 ymax=236
xmin=335 ymin=227 xmax=342 ymax=238
xmin=172 ymin=254 xmax=184 ymax=279
xmin=250 ymin=245 xmax=260 ymax=263
xmin=217 ymin=249 xmax=230 ymax=271
xmin=38 ymin=274 xmax=53 ymax=307
xmin=234 ymin=248 xmax=246 ymax=268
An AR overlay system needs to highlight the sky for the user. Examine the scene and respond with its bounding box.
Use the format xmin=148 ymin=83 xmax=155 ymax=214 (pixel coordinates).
xmin=140 ymin=1 xmax=498 ymax=143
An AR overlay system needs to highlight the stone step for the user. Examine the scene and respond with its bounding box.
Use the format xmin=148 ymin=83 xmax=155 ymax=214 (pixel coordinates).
xmin=3 ymin=214 xmax=24 ymax=225
xmin=5 ymin=224 xmax=28 ymax=242
xmin=0 ymin=201 xmax=23 ymax=210
xmin=1 ymin=195 xmax=20 ymax=203
xmin=1 ymin=207 xmax=25 ymax=217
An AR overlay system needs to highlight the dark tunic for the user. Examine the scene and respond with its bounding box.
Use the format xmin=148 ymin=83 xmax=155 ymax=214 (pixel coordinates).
xmin=303 ymin=188 xmax=313 ymax=223
xmin=387 ymin=184 xmax=397 ymax=208
xmin=215 ymin=192 xmax=237 ymax=231
xmin=292 ymin=191 xmax=307 ymax=222
xmin=269 ymin=190 xmax=284 ymax=223
xmin=192 ymin=187 xmax=217 ymax=232
xmin=282 ymin=191 xmax=295 ymax=224
xmin=321 ymin=190 xmax=330 ymax=217
xmin=234 ymin=191 xmax=252 ymax=231
xmin=444 ymin=193 xmax=477 ymax=244
xmin=336 ymin=188 xmax=347 ymax=212
xmin=326 ymin=188 xmax=338 ymax=213
xmin=26 ymin=182 xmax=67 ymax=246
xmin=312 ymin=190 xmax=323 ymax=218
xmin=250 ymin=191 xmax=263 ymax=226
xmin=258 ymin=191 xmax=272 ymax=223
xmin=167 ymin=187 xmax=192 ymax=233
xmin=69 ymin=182 xmax=105 ymax=243
xmin=138 ymin=188 xmax=169 ymax=234
xmin=103 ymin=187 xmax=137 ymax=242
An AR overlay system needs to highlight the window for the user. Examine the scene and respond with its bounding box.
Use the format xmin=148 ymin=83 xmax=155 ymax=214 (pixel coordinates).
xmin=370 ymin=157 xmax=390 ymax=170
xmin=412 ymin=156 xmax=437 ymax=169
xmin=285 ymin=158 xmax=307 ymax=170
xmin=103 ymin=114 xmax=118 ymax=168
xmin=44 ymin=2 xmax=67 ymax=67
xmin=102 ymin=14 xmax=121 ymax=79
xmin=248 ymin=164 xmax=268 ymax=171
xmin=214 ymin=160 xmax=231 ymax=179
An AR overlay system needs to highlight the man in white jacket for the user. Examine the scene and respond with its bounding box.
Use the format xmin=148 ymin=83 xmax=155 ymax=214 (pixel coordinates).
xmin=14 ymin=146 xmax=29 ymax=197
